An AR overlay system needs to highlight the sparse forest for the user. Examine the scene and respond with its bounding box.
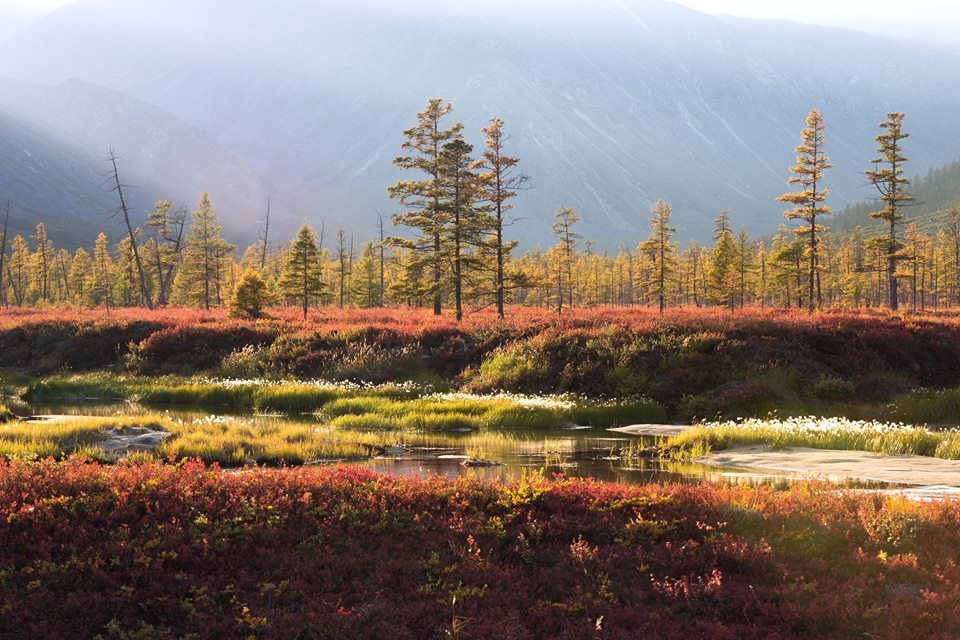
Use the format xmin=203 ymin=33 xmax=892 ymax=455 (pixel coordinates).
xmin=2 ymin=103 xmax=957 ymax=318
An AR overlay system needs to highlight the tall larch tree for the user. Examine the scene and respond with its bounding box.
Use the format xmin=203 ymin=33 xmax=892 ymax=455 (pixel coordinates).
xmin=639 ymin=200 xmax=678 ymax=314
xmin=281 ymin=223 xmax=325 ymax=318
xmin=177 ymin=194 xmax=234 ymax=310
xmin=91 ymin=232 xmax=114 ymax=310
xmin=479 ymin=117 xmax=529 ymax=319
xmin=31 ymin=223 xmax=52 ymax=304
xmin=388 ymin=99 xmax=464 ymax=316
xmin=437 ymin=138 xmax=486 ymax=321
xmin=7 ymin=235 xmax=28 ymax=306
xmin=866 ymin=112 xmax=913 ymax=311
xmin=551 ymin=207 xmax=582 ymax=314
xmin=778 ymin=109 xmax=832 ymax=312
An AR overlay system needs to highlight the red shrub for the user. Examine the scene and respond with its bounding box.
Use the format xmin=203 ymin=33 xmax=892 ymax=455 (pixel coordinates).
xmin=1 ymin=460 xmax=960 ymax=638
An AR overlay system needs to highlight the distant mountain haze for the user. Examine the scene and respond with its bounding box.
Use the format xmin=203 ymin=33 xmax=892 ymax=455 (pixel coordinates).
xmin=1 ymin=0 xmax=959 ymax=247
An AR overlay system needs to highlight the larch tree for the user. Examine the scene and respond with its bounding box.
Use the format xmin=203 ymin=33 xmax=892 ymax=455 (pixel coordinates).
xmin=866 ymin=112 xmax=913 ymax=311
xmin=7 ymin=235 xmax=28 ymax=307
xmin=229 ymin=269 xmax=269 ymax=319
xmin=437 ymin=138 xmax=486 ymax=321
xmin=91 ymin=232 xmax=114 ymax=310
xmin=479 ymin=117 xmax=529 ymax=319
xmin=177 ymin=194 xmax=234 ymax=310
xmin=551 ymin=207 xmax=582 ymax=314
xmin=388 ymin=98 xmax=464 ymax=316
xmin=281 ymin=223 xmax=325 ymax=318
xmin=639 ymin=200 xmax=678 ymax=314
xmin=709 ymin=213 xmax=737 ymax=307
xmin=943 ymin=208 xmax=960 ymax=304
xmin=146 ymin=200 xmax=186 ymax=307
xmin=778 ymin=109 xmax=832 ymax=312
xmin=31 ymin=223 xmax=52 ymax=304
xmin=68 ymin=248 xmax=93 ymax=305
xmin=336 ymin=228 xmax=350 ymax=309
xmin=350 ymin=242 xmax=381 ymax=308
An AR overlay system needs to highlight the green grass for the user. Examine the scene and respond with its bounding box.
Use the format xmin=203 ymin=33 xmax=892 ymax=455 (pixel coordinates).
xmin=663 ymin=416 xmax=960 ymax=461
xmin=18 ymin=373 xmax=666 ymax=431
xmin=317 ymin=393 xmax=665 ymax=432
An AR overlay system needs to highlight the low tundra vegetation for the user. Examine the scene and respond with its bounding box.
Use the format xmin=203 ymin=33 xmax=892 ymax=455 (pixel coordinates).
xmin=2 ymin=459 xmax=960 ymax=639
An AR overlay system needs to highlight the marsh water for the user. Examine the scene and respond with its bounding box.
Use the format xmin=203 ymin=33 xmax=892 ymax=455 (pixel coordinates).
xmin=11 ymin=399 xmax=894 ymax=489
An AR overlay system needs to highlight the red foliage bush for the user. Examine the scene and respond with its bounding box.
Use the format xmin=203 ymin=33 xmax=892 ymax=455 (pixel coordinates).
xmin=1 ymin=460 xmax=959 ymax=639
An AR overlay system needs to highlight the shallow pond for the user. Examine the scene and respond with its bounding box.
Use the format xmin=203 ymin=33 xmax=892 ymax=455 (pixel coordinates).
xmin=11 ymin=399 xmax=894 ymax=489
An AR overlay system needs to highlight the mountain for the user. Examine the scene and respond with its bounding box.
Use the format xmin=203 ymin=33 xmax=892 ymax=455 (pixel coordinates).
xmin=833 ymin=160 xmax=960 ymax=238
xmin=0 ymin=76 xmax=278 ymax=245
xmin=2 ymin=0 xmax=960 ymax=246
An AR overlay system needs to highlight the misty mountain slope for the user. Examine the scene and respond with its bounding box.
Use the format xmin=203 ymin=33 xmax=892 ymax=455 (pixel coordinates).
xmin=0 ymin=76 xmax=280 ymax=245
xmin=0 ymin=111 xmax=115 ymax=242
xmin=2 ymin=0 xmax=960 ymax=245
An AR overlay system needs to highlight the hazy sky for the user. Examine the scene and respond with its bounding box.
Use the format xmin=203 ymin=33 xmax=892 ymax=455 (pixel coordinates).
xmin=672 ymin=0 xmax=960 ymax=43
xmin=2 ymin=0 xmax=959 ymax=44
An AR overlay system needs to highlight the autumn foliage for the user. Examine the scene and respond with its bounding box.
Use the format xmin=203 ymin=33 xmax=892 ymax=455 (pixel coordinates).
xmin=0 ymin=459 xmax=957 ymax=639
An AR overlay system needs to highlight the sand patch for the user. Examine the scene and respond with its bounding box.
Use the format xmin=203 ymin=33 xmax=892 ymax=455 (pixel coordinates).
xmin=703 ymin=446 xmax=960 ymax=488
xmin=608 ymin=424 xmax=690 ymax=437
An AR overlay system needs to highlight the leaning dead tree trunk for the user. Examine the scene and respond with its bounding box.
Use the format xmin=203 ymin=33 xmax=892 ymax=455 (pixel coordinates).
xmin=260 ymin=195 xmax=271 ymax=271
xmin=107 ymin=149 xmax=154 ymax=309
xmin=0 ymin=200 xmax=9 ymax=307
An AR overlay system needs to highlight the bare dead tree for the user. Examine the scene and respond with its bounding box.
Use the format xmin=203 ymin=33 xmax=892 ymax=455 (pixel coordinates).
xmin=336 ymin=228 xmax=348 ymax=309
xmin=259 ymin=195 xmax=271 ymax=271
xmin=106 ymin=149 xmax=153 ymax=309
xmin=0 ymin=200 xmax=8 ymax=307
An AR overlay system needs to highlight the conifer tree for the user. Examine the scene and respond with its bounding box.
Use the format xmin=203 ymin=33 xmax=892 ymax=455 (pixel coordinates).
xmin=866 ymin=112 xmax=913 ymax=311
xmin=69 ymin=248 xmax=93 ymax=305
xmin=7 ymin=235 xmax=28 ymax=307
xmin=778 ymin=109 xmax=832 ymax=312
xmin=709 ymin=213 xmax=737 ymax=307
xmin=229 ymin=269 xmax=269 ymax=319
xmin=479 ymin=117 xmax=529 ymax=319
xmin=943 ymin=208 xmax=960 ymax=304
xmin=114 ymin=235 xmax=142 ymax=306
xmin=551 ymin=207 xmax=581 ymax=313
xmin=176 ymin=194 xmax=234 ymax=309
xmin=639 ymin=200 xmax=678 ymax=314
xmin=335 ymin=228 xmax=350 ymax=309
xmin=146 ymin=200 xmax=186 ymax=307
xmin=437 ymin=138 xmax=486 ymax=321
xmin=91 ymin=232 xmax=114 ymax=310
xmin=31 ymin=223 xmax=52 ymax=304
xmin=281 ymin=223 xmax=325 ymax=318
xmin=351 ymin=242 xmax=381 ymax=308
xmin=389 ymin=99 xmax=464 ymax=315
